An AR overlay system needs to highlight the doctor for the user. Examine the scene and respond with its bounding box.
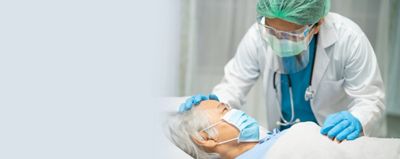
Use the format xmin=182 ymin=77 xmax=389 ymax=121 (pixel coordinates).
xmin=180 ymin=0 xmax=385 ymax=141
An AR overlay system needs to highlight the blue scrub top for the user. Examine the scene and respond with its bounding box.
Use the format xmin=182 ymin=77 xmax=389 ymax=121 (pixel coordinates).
xmin=280 ymin=35 xmax=318 ymax=130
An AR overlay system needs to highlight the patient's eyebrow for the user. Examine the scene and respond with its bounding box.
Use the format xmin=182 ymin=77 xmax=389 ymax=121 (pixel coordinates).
xmin=216 ymin=103 xmax=224 ymax=109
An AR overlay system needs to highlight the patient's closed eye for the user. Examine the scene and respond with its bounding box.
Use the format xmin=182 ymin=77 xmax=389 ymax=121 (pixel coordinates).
xmin=218 ymin=103 xmax=229 ymax=114
xmin=223 ymin=106 xmax=228 ymax=114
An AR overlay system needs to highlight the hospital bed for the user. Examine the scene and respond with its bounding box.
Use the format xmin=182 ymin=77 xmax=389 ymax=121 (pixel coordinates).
xmin=157 ymin=97 xmax=400 ymax=159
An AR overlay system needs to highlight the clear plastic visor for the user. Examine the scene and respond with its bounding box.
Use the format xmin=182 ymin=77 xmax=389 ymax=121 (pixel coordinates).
xmin=257 ymin=16 xmax=315 ymax=74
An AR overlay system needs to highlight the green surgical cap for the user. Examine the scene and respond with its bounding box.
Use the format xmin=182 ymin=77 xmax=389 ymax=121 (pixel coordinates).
xmin=256 ymin=0 xmax=330 ymax=25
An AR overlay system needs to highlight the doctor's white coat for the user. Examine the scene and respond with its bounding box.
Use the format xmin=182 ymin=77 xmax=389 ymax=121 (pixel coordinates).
xmin=212 ymin=12 xmax=386 ymax=137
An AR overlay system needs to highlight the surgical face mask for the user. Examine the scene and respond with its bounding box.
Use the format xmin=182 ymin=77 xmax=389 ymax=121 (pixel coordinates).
xmin=201 ymin=108 xmax=267 ymax=145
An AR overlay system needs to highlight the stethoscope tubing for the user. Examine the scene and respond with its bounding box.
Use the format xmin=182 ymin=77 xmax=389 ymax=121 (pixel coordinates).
xmin=273 ymin=34 xmax=319 ymax=126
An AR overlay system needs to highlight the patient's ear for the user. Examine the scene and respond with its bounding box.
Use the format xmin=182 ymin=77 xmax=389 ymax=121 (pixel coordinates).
xmin=191 ymin=135 xmax=217 ymax=152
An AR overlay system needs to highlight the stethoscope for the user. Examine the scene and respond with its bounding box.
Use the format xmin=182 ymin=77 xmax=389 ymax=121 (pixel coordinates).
xmin=273 ymin=34 xmax=318 ymax=127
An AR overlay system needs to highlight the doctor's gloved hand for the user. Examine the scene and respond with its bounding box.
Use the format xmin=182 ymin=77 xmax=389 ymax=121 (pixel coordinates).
xmin=320 ymin=111 xmax=363 ymax=142
xmin=178 ymin=94 xmax=219 ymax=112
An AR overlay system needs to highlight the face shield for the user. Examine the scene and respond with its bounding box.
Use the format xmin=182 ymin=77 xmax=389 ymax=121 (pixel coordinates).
xmin=257 ymin=16 xmax=316 ymax=74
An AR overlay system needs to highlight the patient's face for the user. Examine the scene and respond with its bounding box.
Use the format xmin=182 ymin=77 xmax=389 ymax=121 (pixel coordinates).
xmin=193 ymin=100 xmax=240 ymax=145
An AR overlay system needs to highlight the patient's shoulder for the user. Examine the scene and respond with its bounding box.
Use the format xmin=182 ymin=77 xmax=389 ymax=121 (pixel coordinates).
xmin=291 ymin=122 xmax=321 ymax=130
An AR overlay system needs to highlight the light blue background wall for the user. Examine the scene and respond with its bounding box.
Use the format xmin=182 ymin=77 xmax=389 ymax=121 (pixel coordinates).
xmin=0 ymin=0 xmax=180 ymax=158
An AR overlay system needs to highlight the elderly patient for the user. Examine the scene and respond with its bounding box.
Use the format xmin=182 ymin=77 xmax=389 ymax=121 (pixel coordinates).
xmin=166 ymin=100 xmax=400 ymax=159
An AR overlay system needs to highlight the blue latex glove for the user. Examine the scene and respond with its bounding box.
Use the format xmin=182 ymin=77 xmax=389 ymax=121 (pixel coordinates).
xmin=178 ymin=94 xmax=219 ymax=112
xmin=320 ymin=111 xmax=362 ymax=141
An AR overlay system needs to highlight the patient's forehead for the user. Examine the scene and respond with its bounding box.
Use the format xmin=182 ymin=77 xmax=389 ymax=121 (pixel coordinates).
xmin=195 ymin=100 xmax=220 ymax=111
xmin=194 ymin=100 xmax=227 ymax=123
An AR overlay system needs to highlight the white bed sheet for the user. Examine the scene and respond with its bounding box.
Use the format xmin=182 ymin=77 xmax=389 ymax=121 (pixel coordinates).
xmin=266 ymin=122 xmax=400 ymax=159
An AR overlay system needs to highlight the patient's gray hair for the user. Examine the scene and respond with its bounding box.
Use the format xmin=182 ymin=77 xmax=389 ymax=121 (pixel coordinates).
xmin=166 ymin=108 xmax=220 ymax=159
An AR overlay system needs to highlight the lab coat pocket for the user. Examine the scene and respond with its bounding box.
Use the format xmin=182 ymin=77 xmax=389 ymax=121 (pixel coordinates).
xmin=317 ymin=79 xmax=350 ymax=114
xmin=321 ymin=79 xmax=344 ymax=93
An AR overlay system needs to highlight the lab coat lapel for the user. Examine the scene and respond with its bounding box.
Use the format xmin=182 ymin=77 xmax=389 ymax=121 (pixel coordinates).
xmin=312 ymin=41 xmax=330 ymax=92
xmin=312 ymin=20 xmax=337 ymax=92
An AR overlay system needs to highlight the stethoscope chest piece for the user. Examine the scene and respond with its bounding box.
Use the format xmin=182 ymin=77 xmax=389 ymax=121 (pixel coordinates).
xmin=304 ymin=86 xmax=315 ymax=101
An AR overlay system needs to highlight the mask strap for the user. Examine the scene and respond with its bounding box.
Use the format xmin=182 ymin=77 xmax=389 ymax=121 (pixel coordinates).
xmin=217 ymin=137 xmax=238 ymax=145
xmin=201 ymin=121 xmax=223 ymax=132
